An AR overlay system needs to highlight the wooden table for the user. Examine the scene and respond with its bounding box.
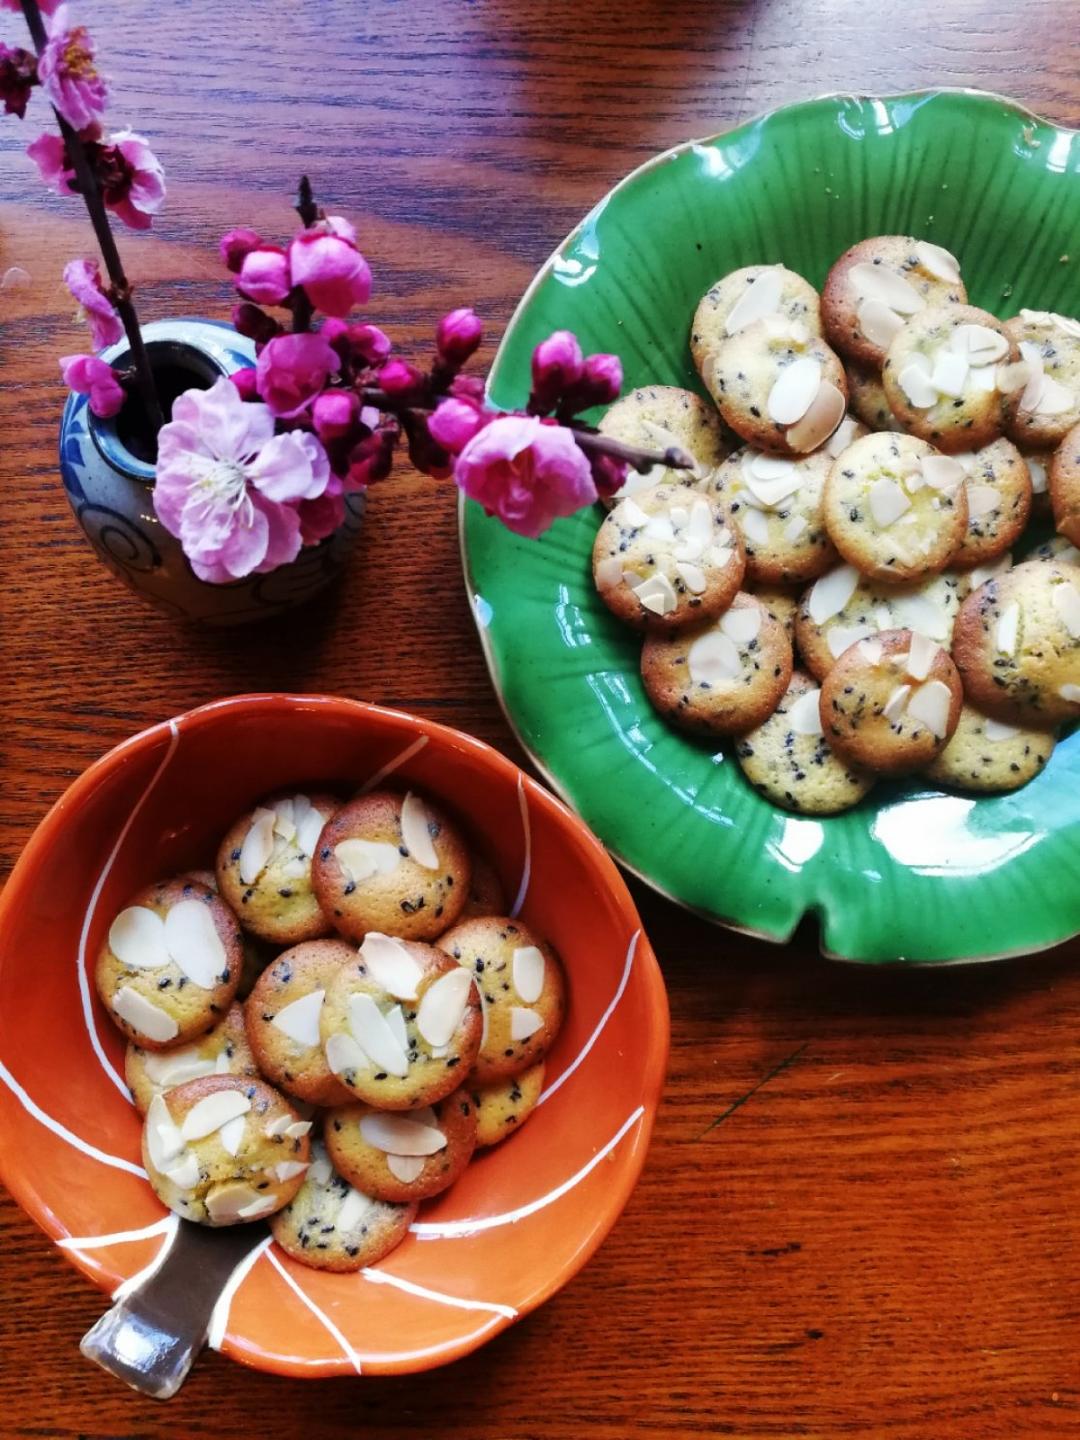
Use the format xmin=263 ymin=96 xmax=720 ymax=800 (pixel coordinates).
xmin=2 ymin=1 xmax=1078 ymax=1434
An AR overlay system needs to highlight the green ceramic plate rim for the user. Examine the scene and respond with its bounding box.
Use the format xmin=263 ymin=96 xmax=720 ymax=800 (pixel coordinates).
xmin=459 ymin=87 xmax=1080 ymax=967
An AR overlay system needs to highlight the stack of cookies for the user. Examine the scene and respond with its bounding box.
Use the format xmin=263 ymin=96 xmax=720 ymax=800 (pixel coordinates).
xmin=96 ymin=786 xmax=565 ymax=1271
xmin=591 ymin=237 xmax=1080 ymax=814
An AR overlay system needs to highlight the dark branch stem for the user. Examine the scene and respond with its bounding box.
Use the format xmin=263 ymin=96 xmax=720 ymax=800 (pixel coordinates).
xmin=290 ymin=177 xmax=317 ymax=331
xmin=20 ymin=0 xmax=163 ymax=433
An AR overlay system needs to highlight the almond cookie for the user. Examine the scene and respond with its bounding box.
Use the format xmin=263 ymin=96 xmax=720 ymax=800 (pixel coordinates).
xmin=270 ymin=1138 xmax=416 ymax=1272
xmin=823 ymin=432 xmax=968 ymax=582
xmin=325 ymin=1091 xmax=477 ymax=1204
xmin=821 ymin=236 xmax=967 ymax=368
xmin=97 ymin=877 xmax=243 ymax=1050
xmin=142 ymin=1074 xmax=311 ymax=1226
xmin=691 ymin=264 xmax=822 ymax=379
xmin=796 ymin=564 xmax=965 ymax=680
xmin=1003 ymin=309 xmax=1080 ymax=450
xmin=245 ymin=940 xmax=356 ymax=1105
xmin=1049 ymin=420 xmax=1080 ymax=545
xmin=216 ymin=791 xmax=339 ymax=947
xmin=472 ymin=1060 xmax=546 ymax=1148
xmin=820 ymin=629 xmax=963 ymax=774
xmin=924 ymin=704 xmax=1056 ymax=794
xmin=735 ymin=670 xmax=876 ymax=815
xmin=641 ymin=592 xmax=793 ymax=736
xmin=882 ymin=305 xmax=1019 ymax=453
xmin=311 ymin=789 xmax=470 ymax=943
xmin=598 ymin=385 xmax=730 ymax=503
xmin=705 ymin=317 xmax=848 ymax=457
xmin=950 ymin=439 xmax=1033 ymax=568
xmin=436 ymin=915 xmax=566 ymax=1084
xmin=847 ymin=361 xmax=896 ymax=430
xmin=126 ymin=1002 xmax=257 ymax=1115
xmin=320 ymin=935 xmax=481 ymax=1109
xmin=592 ymin=483 xmax=744 ymax=631
xmin=952 ymin=560 xmax=1080 ymax=725
xmin=460 ymin=854 xmax=507 ymax=920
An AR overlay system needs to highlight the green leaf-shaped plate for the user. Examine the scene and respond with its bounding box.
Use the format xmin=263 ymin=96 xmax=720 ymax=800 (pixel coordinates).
xmin=461 ymin=90 xmax=1080 ymax=964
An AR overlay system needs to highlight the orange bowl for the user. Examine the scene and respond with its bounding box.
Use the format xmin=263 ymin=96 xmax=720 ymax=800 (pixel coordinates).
xmin=0 ymin=695 xmax=668 ymax=1378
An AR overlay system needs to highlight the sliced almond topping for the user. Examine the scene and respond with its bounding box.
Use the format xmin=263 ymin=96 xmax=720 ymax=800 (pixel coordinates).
xmin=857 ymin=297 xmax=905 ymax=350
xmin=868 ymin=477 xmax=911 ymax=528
xmin=113 ymin=986 xmax=179 ymax=1043
xmin=966 ymin=484 xmax=999 ymax=520
xmin=512 ymin=946 xmax=545 ymax=1003
xmin=725 ymin=267 xmax=784 ymax=335
xmin=914 ymin=240 xmax=961 ymax=284
xmin=788 ymin=320 xmax=811 ymax=346
xmin=359 ymin=1111 xmax=447 ymax=1157
xmin=859 ymin=638 xmax=884 ymax=665
xmin=333 ymin=838 xmax=401 ymax=884
xmin=720 ymin=605 xmax=762 ymax=645
xmin=808 ymin=564 xmax=859 ymax=624
xmin=1051 ymin=312 xmax=1080 ymax=339
xmin=510 ymin=1006 xmax=544 ymax=1042
xmin=787 ymin=688 xmax=824 ymax=736
xmin=218 ymin=1114 xmax=247 ymax=1158
xmin=708 ymin=543 xmax=734 ymax=568
xmin=964 ymin=364 xmax=996 ymax=393
xmin=767 ymin=356 xmax=822 ymax=425
xmin=285 ymin=1120 xmax=312 ymax=1139
xmin=741 ymin=456 xmax=801 ymax=509
xmin=164 ymin=1151 xmax=200 ymax=1191
xmin=309 ymin=1155 xmax=333 ymax=1186
xmin=296 ymin=804 xmax=327 ymax=860
xmin=146 ymin=1094 xmax=185 ymax=1171
xmin=788 ymin=380 xmax=846 ymax=454
xmin=827 ymin=623 xmax=874 ymax=658
xmin=325 ymin=1031 xmax=367 ymax=1076
xmin=1059 ymin=683 xmax=1080 ymax=702
xmin=951 ymin=324 xmax=1008 ymax=365
xmin=360 ymin=932 xmax=423 ymax=1000
xmin=642 ymin=511 xmax=676 ymax=544
xmin=387 ymin=1153 xmax=426 ymax=1184
xmin=825 ymin=415 xmax=860 ymax=459
xmin=180 ymin=1090 xmax=251 ymax=1142
xmin=595 ymin=555 xmax=624 ymax=588
xmin=274 ymin=1161 xmax=309 ymax=1184
xmin=163 ymin=900 xmax=226 ymax=990
xmin=629 ymin=572 xmax=678 ymax=616
xmin=348 ymin=994 xmax=410 ymax=1077
xmin=930 ymin=348 xmax=969 ymax=398
xmin=675 ymin=561 xmax=707 ymax=594
xmin=848 ymin=262 xmax=923 ymax=314
xmin=996 ymin=602 xmax=1020 ymax=656
xmin=995 ymin=359 xmax=1032 ymax=395
xmin=401 ymin=791 xmax=440 ymax=869
xmin=385 ymin=1003 xmax=408 ymax=1054
xmin=920 ymin=455 xmax=966 ymax=494
xmin=906 ymin=679 xmax=952 ymax=737
xmin=272 ymin=797 xmax=297 ymax=843
xmin=1053 ymin=583 xmax=1080 ymax=637
xmin=883 ymin=684 xmax=913 ymax=722
xmin=1034 ymin=374 xmax=1075 ymax=416
xmin=898 ymin=360 xmax=938 ymax=409
xmin=673 ymin=498 xmax=714 ymax=563
xmin=205 ymin=1182 xmax=266 ymax=1224
xmin=905 ymin=632 xmax=939 ymax=681
xmin=416 ymin=967 xmax=473 ymax=1048
xmin=270 ymin=989 xmax=325 ymax=1048
xmin=238 ymin=1194 xmax=279 ymax=1220
xmin=739 ymin=507 xmax=771 ymax=545
xmin=750 ymin=453 xmax=799 ymax=481
xmin=109 ymin=906 xmax=169 ymax=970
xmin=969 ymin=555 xmax=1013 ymax=588
xmin=984 ymin=718 xmax=1020 ymax=742
xmin=337 ymin=1187 xmax=373 ymax=1230
xmin=688 ymin=629 xmax=741 ymax=684
xmin=783 ymin=515 xmax=808 ymax=544
xmin=239 ymin=808 xmax=276 ymax=885
xmin=1026 ymin=456 xmax=1048 ymax=494
xmin=617 ymin=497 xmax=650 ymax=530
xmin=265 ymin=1113 xmax=292 ymax=1138
xmin=143 ymin=1047 xmax=218 ymax=1088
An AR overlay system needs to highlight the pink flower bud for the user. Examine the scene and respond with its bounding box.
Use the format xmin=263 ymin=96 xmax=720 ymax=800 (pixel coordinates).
xmin=60 ymin=353 xmax=125 ymax=418
xmin=435 ymin=307 xmax=483 ymax=367
xmin=346 ymin=429 xmax=396 ymax=490
xmin=578 ymin=352 xmax=623 ymax=408
xmin=401 ymin=409 xmax=451 ymax=479
xmin=298 ymin=489 xmax=346 ymax=545
xmin=428 ymin=397 xmax=486 ymax=455
xmin=311 ymin=388 xmax=360 ymax=442
xmin=349 ymin=323 xmax=392 ymax=366
xmin=229 ymin=367 xmax=259 ymax=401
xmin=288 ymin=230 xmax=371 ymax=319
xmin=220 ymin=227 xmax=264 ymax=274
xmin=255 ymin=331 xmax=341 ymax=419
xmin=530 ymin=330 xmax=584 ymax=412
xmin=449 ymin=372 xmax=486 ymax=404
xmin=232 ymin=302 xmax=283 ymax=349
xmin=377 ymin=358 xmax=425 ymax=401
xmin=237 ymin=246 xmax=291 ymax=305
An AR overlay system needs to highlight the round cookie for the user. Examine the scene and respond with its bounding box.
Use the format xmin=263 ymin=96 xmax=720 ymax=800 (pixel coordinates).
xmin=951 ymin=438 xmax=1033 ymax=569
xmin=641 ymin=592 xmax=793 ymax=736
xmin=216 ymin=791 xmax=340 ymax=946
xmin=823 ymin=432 xmax=968 ymax=582
xmin=1023 ymin=533 xmax=1080 ymax=570
xmin=97 ymin=877 xmax=243 ymax=1050
xmin=754 ymin=584 xmax=799 ymax=638
xmin=142 ymin=1074 xmax=311 ymax=1226
xmin=245 ymin=940 xmax=356 ymax=1105
xmin=819 ymin=628 xmax=963 ymax=775
xmin=320 ymin=934 xmax=481 ymax=1109
xmin=325 ymin=1090 xmax=477 ymax=1204
xmin=311 ymin=789 xmax=471 ymax=943
xmin=691 ymin=264 xmax=822 ymax=380
xmin=598 ymin=385 xmax=731 ymax=503
xmin=436 ymin=915 xmax=566 ymax=1084
xmin=951 ymin=560 xmax=1080 ymax=726
xmin=924 ymin=704 xmax=1056 ymax=794
xmin=1003 ymin=309 xmax=1080 ymax=451
xmin=460 ymin=854 xmax=507 ymax=920
xmin=126 ymin=1002 xmax=257 ymax=1115
xmin=593 ymin=483 xmax=744 ymax=631
xmin=705 ymin=317 xmax=848 ymax=457
xmin=822 ymin=235 xmax=967 ymax=369
xmin=472 ymin=1061 xmax=546 ymax=1148
xmin=710 ymin=442 xmax=842 ymax=586
xmin=882 ymin=305 xmax=1018 ymax=453
xmin=796 ymin=564 xmax=966 ymax=680
xmin=269 ymin=1138 xmax=416 ymax=1272
xmin=735 ymin=670 xmax=876 ymax=815
xmin=1049 ymin=420 xmax=1080 ymax=545
xmin=847 ymin=362 xmax=897 ymax=430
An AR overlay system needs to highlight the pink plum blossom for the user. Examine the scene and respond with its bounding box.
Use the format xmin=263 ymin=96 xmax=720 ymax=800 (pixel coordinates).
xmin=220 ymin=227 xmax=264 ymax=273
xmin=321 ymin=318 xmax=392 ymax=368
xmin=345 ymin=429 xmax=396 ymax=490
xmin=377 ymin=358 xmax=424 ymax=400
xmin=60 ymin=353 xmax=125 ymax=417
xmin=311 ymin=388 xmax=359 ymax=442
xmin=436 ymin=308 xmax=483 ymax=367
xmin=38 ymin=7 xmax=109 ymax=132
xmin=153 ymin=376 xmax=331 ymax=582
xmin=288 ymin=229 xmax=371 ymax=318
xmin=255 ymin=331 xmax=340 ymax=418
xmin=237 ymin=246 xmax=291 ymax=305
xmin=453 ymin=413 xmax=596 ymax=538
xmin=428 ymin=396 xmax=486 ymax=454
xmin=530 ymin=330 xmax=584 ymax=412
xmin=297 ymin=482 xmax=346 ymax=545
xmin=63 ymin=257 xmax=123 ymax=349
xmin=27 ymin=130 xmax=75 ymax=192
xmin=96 ymin=129 xmax=166 ymax=230
xmin=562 ymin=352 xmax=622 ymax=412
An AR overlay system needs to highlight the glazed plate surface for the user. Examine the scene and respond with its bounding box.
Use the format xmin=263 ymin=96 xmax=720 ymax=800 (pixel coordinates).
xmin=461 ymin=90 xmax=1080 ymax=964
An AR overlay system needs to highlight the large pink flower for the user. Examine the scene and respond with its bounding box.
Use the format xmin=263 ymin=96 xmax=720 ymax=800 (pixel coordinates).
xmin=60 ymin=353 xmax=125 ymax=417
xmin=38 ymin=7 xmax=109 ymax=131
xmin=288 ymin=229 xmax=371 ymax=318
xmin=453 ymin=414 xmax=597 ymax=538
xmin=153 ymin=377 xmax=331 ymax=583
xmin=63 ymin=257 xmax=123 ymax=349
xmin=97 ymin=129 xmax=166 ymax=230
xmin=255 ymin=331 xmax=340 ymax=418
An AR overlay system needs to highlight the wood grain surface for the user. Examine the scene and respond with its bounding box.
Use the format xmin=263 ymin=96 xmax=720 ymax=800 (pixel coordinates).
xmin=2 ymin=1 xmax=1079 ymax=1434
